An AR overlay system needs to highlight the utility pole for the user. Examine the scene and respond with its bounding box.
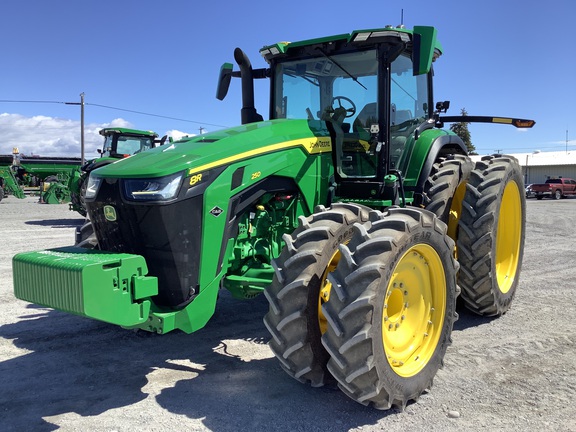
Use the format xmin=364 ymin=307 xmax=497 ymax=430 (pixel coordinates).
xmin=65 ymin=92 xmax=86 ymax=164
xmin=566 ymin=129 xmax=569 ymax=154
xmin=80 ymin=92 xmax=85 ymax=164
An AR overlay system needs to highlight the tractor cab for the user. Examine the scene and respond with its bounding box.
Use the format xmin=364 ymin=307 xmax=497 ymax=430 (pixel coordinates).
xmin=98 ymin=128 xmax=162 ymax=159
xmin=218 ymin=26 xmax=441 ymax=204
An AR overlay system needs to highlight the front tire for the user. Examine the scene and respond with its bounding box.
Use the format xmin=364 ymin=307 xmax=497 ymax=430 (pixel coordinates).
xmin=264 ymin=203 xmax=369 ymax=387
xmin=70 ymin=174 xmax=88 ymax=217
xmin=321 ymin=207 xmax=459 ymax=410
xmin=457 ymin=154 xmax=525 ymax=316
xmin=75 ymin=218 xmax=98 ymax=249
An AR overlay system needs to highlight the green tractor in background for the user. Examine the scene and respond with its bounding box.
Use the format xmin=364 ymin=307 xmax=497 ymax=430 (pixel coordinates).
xmin=13 ymin=26 xmax=534 ymax=409
xmin=69 ymin=127 xmax=167 ymax=215
xmin=0 ymin=130 xmax=164 ymax=208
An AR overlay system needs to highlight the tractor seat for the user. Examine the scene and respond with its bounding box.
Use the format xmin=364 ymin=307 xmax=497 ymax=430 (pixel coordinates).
xmin=353 ymin=102 xmax=377 ymax=139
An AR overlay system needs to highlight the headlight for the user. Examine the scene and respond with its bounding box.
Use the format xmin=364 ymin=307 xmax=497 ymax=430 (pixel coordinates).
xmin=123 ymin=172 xmax=183 ymax=201
xmin=85 ymin=175 xmax=102 ymax=199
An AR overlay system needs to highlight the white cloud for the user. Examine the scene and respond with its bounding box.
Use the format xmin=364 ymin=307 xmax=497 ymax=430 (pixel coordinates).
xmin=0 ymin=113 xmax=134 ymax=158
xmin=165 ymin=129 xmax=197 ymax=141
xmin=547 ymin=139 xmax=576 ymax=146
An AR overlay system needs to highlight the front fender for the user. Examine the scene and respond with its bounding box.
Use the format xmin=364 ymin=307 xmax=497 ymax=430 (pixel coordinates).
xmin=401 ymin=129 xmax=467 ymax=197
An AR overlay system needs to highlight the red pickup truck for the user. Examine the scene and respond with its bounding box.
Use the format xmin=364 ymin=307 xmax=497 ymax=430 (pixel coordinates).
xmin=531 ymin=178 xmax=576 ymax=200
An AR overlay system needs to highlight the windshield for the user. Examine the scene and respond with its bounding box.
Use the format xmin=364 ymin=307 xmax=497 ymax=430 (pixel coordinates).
xmin=272 ymin=49 xmax=429 ymax=178
xmin=273 ymin=49 xmax=377 ymax=126
xmin=102 ymin=135 xmax=155 ymax=157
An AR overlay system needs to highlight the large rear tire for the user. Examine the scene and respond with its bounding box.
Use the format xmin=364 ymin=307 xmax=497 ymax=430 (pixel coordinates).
xmin=421 ymin=154 xmax=473 ymax=241
xmin=321 ymin=207 xmax=459 ymax=410
xmin=457 ymin=154 xmax=525 ymax=316
xmin=263 ymin=203 xmax=370 ymax=387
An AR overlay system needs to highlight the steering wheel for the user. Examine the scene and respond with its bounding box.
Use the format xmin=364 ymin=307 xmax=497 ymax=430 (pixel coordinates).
xmin=332 ymin=96 xmax=356 ymax=118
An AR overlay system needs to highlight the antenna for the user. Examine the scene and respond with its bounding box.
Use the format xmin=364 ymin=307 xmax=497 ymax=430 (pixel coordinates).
xmin=401 ymin=9 xmax=404 ymax=26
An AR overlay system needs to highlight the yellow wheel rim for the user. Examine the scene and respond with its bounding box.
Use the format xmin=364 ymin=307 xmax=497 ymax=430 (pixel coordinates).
xmin=447 ymin=181 xmax=467 ymax=242
xmin=383 ymin=244 xmax=446 ymax=377
xmin=318 ymin=250 xmax=341 ymax=334
xmin=495 ymin=181 xmax=522 ymax=294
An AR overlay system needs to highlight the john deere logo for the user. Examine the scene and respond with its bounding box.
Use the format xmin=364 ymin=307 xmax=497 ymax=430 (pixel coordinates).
xmin=104 ymin=205 xmax=117 ymax=222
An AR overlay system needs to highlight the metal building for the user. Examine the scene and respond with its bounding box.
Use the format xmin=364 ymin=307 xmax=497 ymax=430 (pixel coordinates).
xmin=472 ymin=151 xmax=576 ymax=185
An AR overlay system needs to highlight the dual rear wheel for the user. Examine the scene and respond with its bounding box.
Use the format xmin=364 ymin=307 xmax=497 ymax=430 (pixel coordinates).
xmin=264 ymin=153 xmax=526 ymax=409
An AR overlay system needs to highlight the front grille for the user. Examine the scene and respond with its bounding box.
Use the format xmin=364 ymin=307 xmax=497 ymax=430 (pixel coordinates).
xmin=87 ymin=180 xmax=203 ymax=309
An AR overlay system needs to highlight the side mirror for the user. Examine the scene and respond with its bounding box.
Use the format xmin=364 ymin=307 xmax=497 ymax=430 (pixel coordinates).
xmin=412 ymin=26 xmax=438 ymax=76
xmin=216 ymin=62 xmax=233 ymax=100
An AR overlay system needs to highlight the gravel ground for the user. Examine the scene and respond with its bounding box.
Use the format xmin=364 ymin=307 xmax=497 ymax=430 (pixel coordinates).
xmin=1 ymin=195 xmax=575 ymax=432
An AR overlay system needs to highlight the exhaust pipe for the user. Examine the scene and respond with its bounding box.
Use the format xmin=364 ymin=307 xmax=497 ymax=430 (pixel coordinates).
xmin=234 ymin=48 xmax=264 ymax=125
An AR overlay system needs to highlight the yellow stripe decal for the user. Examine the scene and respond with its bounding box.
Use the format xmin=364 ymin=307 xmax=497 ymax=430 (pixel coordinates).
xmin=187 ymin=137 xmax=332 ymax=175
xmin=359 ymin=139 xmax=370 ymax=151
xmin=493 ymin=117 xmax=513 ymax=124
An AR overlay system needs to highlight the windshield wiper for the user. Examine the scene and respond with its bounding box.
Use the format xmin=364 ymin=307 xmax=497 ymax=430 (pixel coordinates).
xmin=286 ymin=72 xmax=320 ymax=87
xmin=316 ymin=48 xmax=367 ymax=90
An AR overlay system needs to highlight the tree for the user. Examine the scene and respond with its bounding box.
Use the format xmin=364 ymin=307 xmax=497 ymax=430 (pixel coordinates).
xmin=450 ymin=108 xmax=477 ymax=154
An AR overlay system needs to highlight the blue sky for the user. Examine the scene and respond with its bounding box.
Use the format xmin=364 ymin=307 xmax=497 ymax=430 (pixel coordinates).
xmin=1 ymin=0 xmax=574 ymax=157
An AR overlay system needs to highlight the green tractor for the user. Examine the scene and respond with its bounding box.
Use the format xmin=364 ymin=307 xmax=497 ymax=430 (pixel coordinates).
xmin=69 ymin=127 xmax=167 ymax=215
xmin=13 ymin=26 xmax=534 ymax=409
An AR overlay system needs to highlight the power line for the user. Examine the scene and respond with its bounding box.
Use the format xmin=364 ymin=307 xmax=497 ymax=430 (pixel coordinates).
xmin=0 ymin=99 xmax=67 ymax=105
xmin=87 ymin=103 xmax=229 ymax=128
xmin=0 ymin=99 xmax=229 ymax=129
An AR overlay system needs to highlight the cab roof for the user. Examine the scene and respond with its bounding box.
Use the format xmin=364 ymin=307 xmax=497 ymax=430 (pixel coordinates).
xmin=260 ymin=25 xmax=443 ymax=75
xmin=99 ymin=128 xmax=158 ymax=138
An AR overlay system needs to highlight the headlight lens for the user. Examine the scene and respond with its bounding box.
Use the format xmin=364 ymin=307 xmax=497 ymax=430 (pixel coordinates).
xmin=123 ymin=172 xmax=183 ymax=201
xmin=85 ymin=175 xmax=102 ymax=199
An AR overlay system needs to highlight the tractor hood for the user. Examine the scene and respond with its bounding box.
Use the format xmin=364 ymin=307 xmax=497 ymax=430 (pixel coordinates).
xmin=92 ymin=119 xmax=330 ymax=179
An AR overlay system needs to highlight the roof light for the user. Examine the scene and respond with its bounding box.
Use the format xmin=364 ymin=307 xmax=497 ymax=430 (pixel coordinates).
xmin=354 ymin=32 xmax=371 ymax=42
